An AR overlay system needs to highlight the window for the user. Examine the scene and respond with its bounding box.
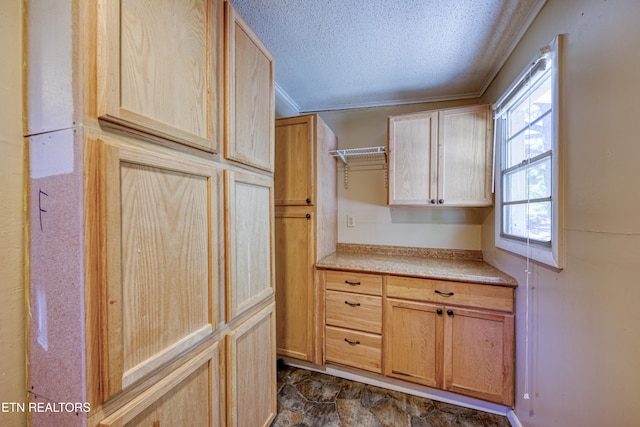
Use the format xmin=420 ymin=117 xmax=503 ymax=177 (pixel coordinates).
xmin=493 ymin=35 xmax=563 ymax=268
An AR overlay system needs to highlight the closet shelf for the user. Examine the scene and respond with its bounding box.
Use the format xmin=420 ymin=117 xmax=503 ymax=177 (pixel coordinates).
xmin=329 ymin=146 xmax=387 ymax=165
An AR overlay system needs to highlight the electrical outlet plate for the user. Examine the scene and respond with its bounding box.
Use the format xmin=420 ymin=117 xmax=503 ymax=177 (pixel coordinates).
xmin=347 ymin=215 xmax=356 ymax=227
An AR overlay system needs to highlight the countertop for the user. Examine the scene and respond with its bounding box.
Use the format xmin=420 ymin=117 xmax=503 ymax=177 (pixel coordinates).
xmin=316 ymin=243 xmax=517 ymax=287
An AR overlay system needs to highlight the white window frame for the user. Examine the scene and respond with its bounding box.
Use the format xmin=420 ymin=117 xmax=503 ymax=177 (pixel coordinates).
xmin=493 ymin=35 xmax=564 ymax=269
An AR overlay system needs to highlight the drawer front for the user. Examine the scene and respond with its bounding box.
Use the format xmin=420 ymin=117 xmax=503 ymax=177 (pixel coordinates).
xmin=325 ymin=326 xmax=381 ymax=373
xmin=386 ymin=276 xmax=514 ymax=312
xmin=326 ymin=290 xmax=382 ymax=334
xmin=325 ymin=270 xmax=382 ymax=296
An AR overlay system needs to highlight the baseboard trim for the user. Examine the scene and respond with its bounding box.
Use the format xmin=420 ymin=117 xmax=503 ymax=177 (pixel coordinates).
xmin=279 ymin=357 xmax=513 ymax=420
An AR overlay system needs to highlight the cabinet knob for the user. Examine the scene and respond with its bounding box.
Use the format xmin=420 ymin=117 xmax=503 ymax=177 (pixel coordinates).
xmin=439 ymin=199 xmax=445 ymax=204
xmin=430 ymin=199 xmax=436 ymax=204
xmin=306 ymin=213 xmax=311 ymax=219
xmin=306 ymin=198 xmax=311 ymax=204
xmin=436 ymin=308 xmax=443 ymax=315
xmin=447 ymin=309 xmax=454 ymax=316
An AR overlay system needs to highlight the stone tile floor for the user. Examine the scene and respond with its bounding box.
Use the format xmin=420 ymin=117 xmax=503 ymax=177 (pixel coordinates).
xmin=271 ymin=365 xmax=510 ymax=427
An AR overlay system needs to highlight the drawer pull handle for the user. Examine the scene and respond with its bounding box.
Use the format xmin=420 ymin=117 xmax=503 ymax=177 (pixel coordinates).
xmin=344 ymin=301 xmax=361 ymax=307
xmin=344 ymin=338 xmax=360 ymax=346
xmin=434 ymin=290 xmax=454 ymax=297
xmin=345 ymin=280 xmax=361 ymax=286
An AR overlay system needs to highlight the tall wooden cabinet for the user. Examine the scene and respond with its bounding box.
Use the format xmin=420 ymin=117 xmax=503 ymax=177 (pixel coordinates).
xmin=388 ymin=104 xmax=493 ymax=206
xmin=26 ymin=1 xmax=275 ymax=426
xmin=274 ymin=114 xmax=338 ymax=364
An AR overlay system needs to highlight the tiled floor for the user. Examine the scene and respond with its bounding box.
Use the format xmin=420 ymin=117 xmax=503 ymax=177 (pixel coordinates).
xmin=271 ymin=364 xmax=510 ymax=427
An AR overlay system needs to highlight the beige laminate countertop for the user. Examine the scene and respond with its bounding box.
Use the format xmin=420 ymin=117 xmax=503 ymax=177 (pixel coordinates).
xmin=316 ymin=244 xmax=517 ymax=287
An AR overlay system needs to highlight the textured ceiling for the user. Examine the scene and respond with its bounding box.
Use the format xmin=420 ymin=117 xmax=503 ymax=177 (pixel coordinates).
xmin=228 ymin=0 xmax=548 ymax=113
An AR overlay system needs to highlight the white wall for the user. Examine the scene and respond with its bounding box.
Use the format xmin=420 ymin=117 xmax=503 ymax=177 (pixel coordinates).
xmin=319 ymin=102 xmax=490 ymax=251
xmin=481 ymin=0 xmax=640 ymax=425
xmin=0 ymin=1 xmax=27 ymax=426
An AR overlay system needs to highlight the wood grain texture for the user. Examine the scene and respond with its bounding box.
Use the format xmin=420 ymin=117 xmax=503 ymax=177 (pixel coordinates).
xmin=325 ymin=290 xmax=382 ymax=334
xmin=325 ymin=326 xmax=382 ymax=374
xmin=444 ymin=307 xmax=514 ymax=406
xmin=274 ymin=208 xmax=314 ymax=360
xmin=225 ymin=2 xmax=275 ymax=171
xmin=388 ymin=111 xmax=437 ymax=205
xmin=225 ymin=171 xmax=274 ymax=321
xmin=97 ymin=0 xmax=222 ymax=151
xmin=274 ymin=116 xmax=314 ymax=205
xmin=325 ymin=270 xmax=383 ymax=296
xmin=227 ymin=303 xmax=277 ymax=427
xmin=438 ymin=104 xmax=493 ymax=206
xmin=383 ymin=299 xmax=443 ymax=388
xmin=98 ymin=343 xmax=221 ymax=427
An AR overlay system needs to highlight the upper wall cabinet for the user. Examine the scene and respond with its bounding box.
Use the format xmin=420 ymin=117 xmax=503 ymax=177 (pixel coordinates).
xmin=388 ymin=104 xmax=493 ymax=207
xmin=225 ymin=2 xmax=275 ymax=172
xmin=97 ymin=0 xmax=223 ymax=152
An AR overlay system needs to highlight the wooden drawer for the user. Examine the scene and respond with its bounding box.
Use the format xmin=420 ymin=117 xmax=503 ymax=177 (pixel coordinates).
xmin=325 ymin=326 xmax=381 ymax=374
xmin=326 ymin=290 xmax=382 ymax=334
xmin=325 ymin=270 xmax=382 ymax=296
xmin=386 ymin=276 xmax=514 ymax=312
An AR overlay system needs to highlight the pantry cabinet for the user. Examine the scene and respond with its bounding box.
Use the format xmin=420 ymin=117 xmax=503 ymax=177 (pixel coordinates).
xmin=388 ymin=104 xmax=493 ymax=207
xmin=274 ymin=114 xmax=337 ymax=363
xmin=26 ymin=1 xmax=276 ymax=426
xmin=96 ymin=0 xmax=223 ymax=152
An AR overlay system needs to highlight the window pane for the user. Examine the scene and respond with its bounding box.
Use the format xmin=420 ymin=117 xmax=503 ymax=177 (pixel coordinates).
xmin=503 ymin=201 xmax=551 ymax=243
xmin=503 ymin=156 xmax=551 ymax=203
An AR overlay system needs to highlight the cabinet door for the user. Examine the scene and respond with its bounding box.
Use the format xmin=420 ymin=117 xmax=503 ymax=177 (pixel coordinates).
xmin=383 ymin=299 xmax=443 ymax=388
xmin=225 ymin=171 xmax=274 ymax=320
xmin=274 ymin=208 xmax=315 ymax=361
xmin=98 ymin=343 xmax=223 ymax=427
xmin=227 ymin=303 xmax=277 ymax=427
xmin=97 ymin=0 xmax=222 ymax=152
xmin=438 ymin=105 xmax=493 ymax=206
xmin=387 ymin=111 xmax=438 ymax=205
xmin=225 ymin=2 xmax=275 ymax=171
xmin=86 ymin=139 xmax=221 ymax=401
xmin=443 ymin=306 xmax=514 ymax=406
xmin=274 ymin=116 xmax=315 ymax=206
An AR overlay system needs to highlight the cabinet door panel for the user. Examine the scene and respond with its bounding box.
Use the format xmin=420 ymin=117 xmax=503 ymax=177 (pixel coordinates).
xmin=88 ymin=139 xmax=220 ymax=400
xmin=227 ymin=303 xmax=277 ymax=427
xmin=388 ymin=111 xmax=437 ymax=205
xmin=98 ymin=343 xmax=222 ymax=427
xmin=384 ymin=299 xmax=443 ymax=388
xmin=438 ymin=105 xmax=493 ymax=206
xmin=274 ymin=116 xmax=314 ymax=205
xmin=443 ymin=307 xmax=514 ymax=405
xmin=97 ymin=0 xmax=222 ymax=151
xmin=225 ymin=171 xmax=274 ymax=320
xmin=274 ymin=209 xmax=314 ymax=360
xmin=225 ymin=3 xmax=275 ymax=171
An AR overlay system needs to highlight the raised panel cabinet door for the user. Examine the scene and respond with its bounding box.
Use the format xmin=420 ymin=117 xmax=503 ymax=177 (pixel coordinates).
xmin=274 ymin=209 xmax=315 ymax=361
xmin=437 ymin=104 xmax=493 ymax=206
xmin=387 ymin=111 xmax=438 ymax=205
xmin=383 ymin=299 xmax=443 ymax=388
xmin=97 ymin=0 xmax=223 ymax=152
xmin=227 ymin=303 xmax=277 ymax=427
xmin=225 ymin=170 xmax=274 ymax=321
xmin=85 ymin=138 xmax=221 ymax=401
xmin=443 ymin=306 xmax=514 ymax=406
xmin=225 ymin=2 xmax=275 ymax=171
xmin=274 ymin=115 xmax=315 ymax=206
xmin=97 ymin=343 xmax=223 ymax=427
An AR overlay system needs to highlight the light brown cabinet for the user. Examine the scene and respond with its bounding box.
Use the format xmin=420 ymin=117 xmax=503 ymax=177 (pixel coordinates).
xmin=274 ymin=114 xmax=337 ymax=364
xmin=324 ymin=271 xmax=383 ymax=374
xmin=97 ymin=0 xmax=223 ymax=152
xmin=385 ymin=275 xmax=514 ymax=406
xmin=224 ymin=2 xmax=275 ymax=171
xmin=26 ymin=1 xmax=276 ymax=426
xmin=388 ymin=104 xmax=493 ymax=206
